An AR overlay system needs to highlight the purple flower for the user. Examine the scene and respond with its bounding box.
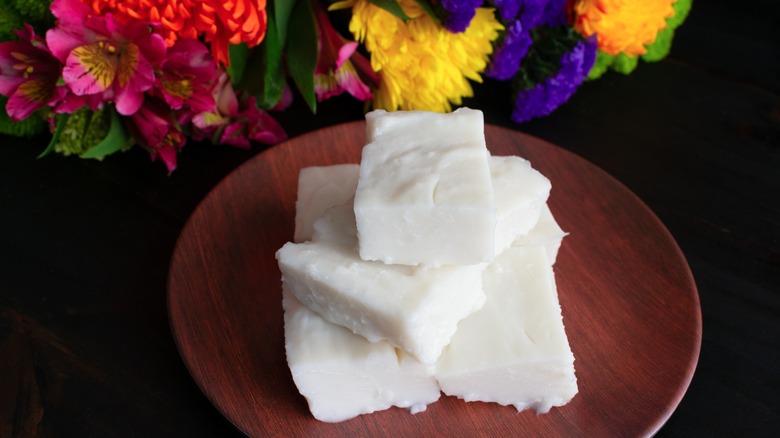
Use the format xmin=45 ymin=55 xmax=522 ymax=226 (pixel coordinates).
xmin=492 ymin=0 xmax=521 ymax=22
xmin=438 ymin=0 xmax=483 ymax=33
xmin=511 ymin=36 xmax=597 ymax=123
xmin=486 ymin=0 xmax=554 ymax=80
xmin=540 ymin=0 xmax=569 ymax=27
xmin=486 ymin=20 xmax=532 ymax=80
xmin=519 ymin=0 xmax=548 ymax=29
xmin=492 ymin=0 xmax=549 ymax=25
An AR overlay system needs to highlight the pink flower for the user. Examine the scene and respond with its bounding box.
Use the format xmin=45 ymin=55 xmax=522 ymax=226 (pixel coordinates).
xmin=127 ymin=97 xmax=186 ymax=173
xmin=0 ymin=25 xmax=62 ymax=120
xmin=46 ymin=0 xmax=167 ymax=116
xmin=219 ymin=94 xmax=287 ymax=147
xmin=313 ymin=2 xmax=377 ymax=102
xmin=155 ymin=39 xmax=218 ymax=113
xmin=188 ymin=73 xmax=286 ymax=148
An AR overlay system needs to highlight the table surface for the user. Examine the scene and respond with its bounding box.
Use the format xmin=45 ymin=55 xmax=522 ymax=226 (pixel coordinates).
xmin=1 ymin=1 xmax=777 ymax=437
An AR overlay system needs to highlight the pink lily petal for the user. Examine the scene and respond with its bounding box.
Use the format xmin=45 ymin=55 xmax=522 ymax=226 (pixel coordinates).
xmin=113 ymin=86 xmax=145 ymax=115
xmin=46 ymin=27 xmax=89 ymax=62
xmin=334 ymin=41 xmax=358 ymax=71
xmin=249 ymin=110 xmax=287 ymax=144
xmin=311 ymin=1 xmax=376 ymax=103
xmin=7 ymin=86 xmax=47 ymax=120
xmin=63 ymin=43 xmax=116 ymax=95
xmin=157 ymin=39 xmax=217 ymax=113
xmin=219 ymin=122 xmax=251 ymax=148
xmin=156 ymin=143 xmax=179 ymax=174
xmin=213 ymin=74 xmax=239 ymax=116
xmin=50 ymin=0 xmax=91 ymax=28
xmin=0 ymin=35 xmax=62 ymax=120
xmin=128 ymin=97 xmax=186 ymax=173
xmin=336 ymin=60 xmax=373 ymax=101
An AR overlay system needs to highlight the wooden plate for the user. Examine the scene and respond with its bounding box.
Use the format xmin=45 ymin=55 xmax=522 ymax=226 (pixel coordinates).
xmin=167 ymin=122 xmax=701 ymax=437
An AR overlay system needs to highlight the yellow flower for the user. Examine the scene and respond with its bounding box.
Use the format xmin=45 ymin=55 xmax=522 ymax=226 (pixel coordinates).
xmin=335 ymin=0 xmax=502 ymax=112
xmin=573 ymin=0 xmax=677 ymax=56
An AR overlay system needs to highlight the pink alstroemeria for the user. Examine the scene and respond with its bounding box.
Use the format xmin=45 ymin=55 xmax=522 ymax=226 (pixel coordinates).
xmin=189 ymin=73 xmax=286 ymax=148
xmin=127 ymin=97 xmax=186 ymax=173
xmin=46 ymin=0 xmax=167 ymax=116
xmin=155 ymin=39 xmax=218 ymax=113
xmin=0 ymin=25 xmax=62 ymax=120
xmin=313 ymin=2 xmax=378 ymax=101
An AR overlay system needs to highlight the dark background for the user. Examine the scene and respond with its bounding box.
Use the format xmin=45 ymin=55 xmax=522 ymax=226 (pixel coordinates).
xmin=1 ymin=1 xmax=778 ymax=436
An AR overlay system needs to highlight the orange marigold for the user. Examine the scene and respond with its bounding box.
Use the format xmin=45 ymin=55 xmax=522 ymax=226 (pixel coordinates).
xmin=84 ymin=0 xmax=267 ymax=66
xmin=573 ymin=0 xmax=676 ymax=56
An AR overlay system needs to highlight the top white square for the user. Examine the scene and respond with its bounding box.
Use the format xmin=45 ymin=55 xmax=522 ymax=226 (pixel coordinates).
xmin=354 ymin=108 xmax=496 ymax=266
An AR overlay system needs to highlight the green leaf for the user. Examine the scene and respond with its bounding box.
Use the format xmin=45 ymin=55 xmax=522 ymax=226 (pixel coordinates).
xmin=641 ymin=0 xmax=692 ymax=63
xmin=274 ymin=0 xmax=297 ymax=48
xmin=611 ymin=53 xmax=639 ymax=75
xmin=81 ymin=107 xmax=130 ymax=159
xmin=38 ymin=113 xmax=69 ymax=158
xmin=414 ymin=0 xmax=438 ymax=21
xmin=286 ymin=0 xmax=318 ymax=113
xmin=227 ymin=43 xmax=250 ymax=86
xmin=368 ymin=0 xmax=411 ymax=22
xmin=587 ymin=50 xmax=614 ymax=80
xmin=241 ymin=14 xmax=286 ymax=109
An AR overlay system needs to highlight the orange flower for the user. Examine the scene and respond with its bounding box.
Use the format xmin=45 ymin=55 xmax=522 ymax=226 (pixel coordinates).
xmin=84 ymin=0 xmax=267 ymax=66
xmin=573 ymin=0 xmax=676 ymax=56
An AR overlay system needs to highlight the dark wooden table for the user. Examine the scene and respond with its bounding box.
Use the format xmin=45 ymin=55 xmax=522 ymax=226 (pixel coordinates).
xmin=1 ymin=1 xmax=777 ymax=436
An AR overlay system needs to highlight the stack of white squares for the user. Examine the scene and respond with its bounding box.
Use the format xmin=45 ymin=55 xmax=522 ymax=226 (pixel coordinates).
xmin=276 ymin=108 xmax=577 ymax=422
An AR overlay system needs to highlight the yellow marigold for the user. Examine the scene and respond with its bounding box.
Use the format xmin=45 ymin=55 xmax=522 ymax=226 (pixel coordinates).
xmin=336 ymin=0 xmax=502 ymax=112
xmin=84 ymin=0 xmax=267 ymax=66
xmin=573 ymin=0 xmax=676 ymax=56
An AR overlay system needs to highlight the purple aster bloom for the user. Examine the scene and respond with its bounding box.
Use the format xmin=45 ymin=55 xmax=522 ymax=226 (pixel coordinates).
xmin=486 ymin=0 xmax=555 ymax=80
xmin=491 ymin=0 xmax=550 ymax=25
xmin=493 ymin=0 xmax=522 ymax=22
xmin=540 ymin=0 xmax=569 ymax=27
xmin=486 ymin=20 xmax=533 ymax=80
xmin=439 ymin=0 xmax=483 ymax=33
xmin=511 ymin=36 xmax=597 ymax=123
xmin=519 ymin=0 xmax=548 ymax=29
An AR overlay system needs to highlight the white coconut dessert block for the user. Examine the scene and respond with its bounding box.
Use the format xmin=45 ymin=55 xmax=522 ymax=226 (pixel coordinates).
xmin=512 ymin=204 xmax=568 ymax=265
xmin=489 ymin=155 xmax=551 ymax=256
xmin=435 ymin=245 xmax=577 ymax=413
xmin=354 ymin=108 xmax=496 ymax=266
xmin=293 ymin=164 xmax=360 ymax=243
xmin=283 ymin=287 xmax=440 ymax=422
xmin=277 ymin=201 xmax=486 ymax=366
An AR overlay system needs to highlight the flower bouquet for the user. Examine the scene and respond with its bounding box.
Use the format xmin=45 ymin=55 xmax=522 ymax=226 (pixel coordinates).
xmin=0 ymin=0 xmax=691 ymax=172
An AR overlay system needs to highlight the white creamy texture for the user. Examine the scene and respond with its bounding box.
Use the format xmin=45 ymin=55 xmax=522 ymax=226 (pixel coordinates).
xmin=276 ymin=201 xmax=486 ymax=366
xmin=435 ymin=245 xmax=577 ymax=413
xmin=283 ymin=287 xmax=440 ymax=422
xmin=490 ymin=155 xmax=551 ymax=255
xmin=354 ymin=108 xmax=496 ymax=266
xmin=513 ymin=204 xmax=567 ymax=265
xmin=294 ymin=164 xmax=360 ymax=243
